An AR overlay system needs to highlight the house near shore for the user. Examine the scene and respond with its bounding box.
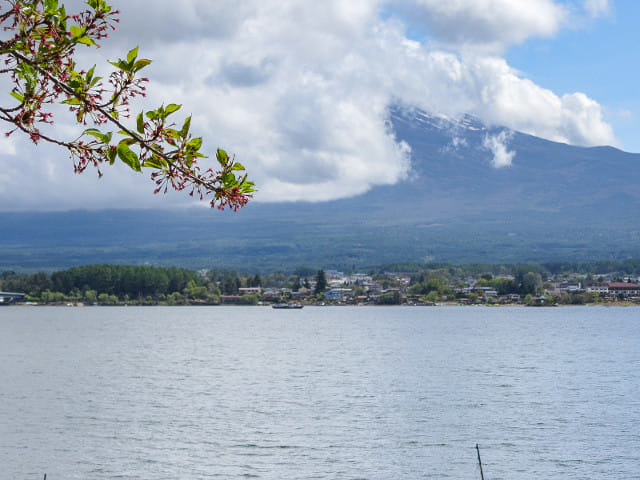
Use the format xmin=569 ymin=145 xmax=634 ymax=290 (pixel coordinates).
xmin=0 ymin=292 xmax=26 ymax=304
xmin=556 ymin=281 xmax=583 ymax=293
xmin=607 ymin=282 xmax=640 ymax=299
xmin=324 ymin=288 xmax=353 ymax=301
xmin=586 ymin=282 xmax=609 ymax=295
xmin=586 ymin=282 xmax=640 ymax=299
xmin=238 ymin=287 xmax=262 ymax=295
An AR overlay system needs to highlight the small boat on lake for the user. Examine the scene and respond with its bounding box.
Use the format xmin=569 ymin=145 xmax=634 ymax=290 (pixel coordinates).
xmin=272 ymin=303 xmax=304 ymax=309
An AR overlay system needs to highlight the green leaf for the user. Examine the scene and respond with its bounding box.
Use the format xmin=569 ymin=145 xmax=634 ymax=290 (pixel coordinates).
xmin=44 ymin=0 xmax=58 ymax=13
xmin=165 ymin=104 xmax=181 ymax=115
xmin=133 ymin=59 xmax=151 ymax=72
xmin=83 ymin=66 xmax=101 ymax=87
xmin=221 ymin=172 xmax=236 ymax=186
xmin=59 ymin=5 xmax=67 ymax=27
xmin=10 ymin=91 xmax=24 ymax=102
xmin=83 ymin=128 xmax=111 ymax=143
xmin=230 ymin=162 xmax=245 ymax=171
xmin=163 ymin=128 xmax=180 ymax=139
xmin=44 ymin=0 xmax=60 ymax=16
xmin=117 ymin=143 xmax=141 ymax=172
xmin=92 ymin=130 xmax=111 ymax=144
xmin=69 ymin=25 xmax=83 ymax=37
xmin=143 ymin=157 xmax=163 ymax=169
xmin=186 ymin=137 xmax=202 ymax=150
xmin=127 ymin=46 xmax=139 ymax=64
xmin=62 ymin=97 xmax=82 ymax=105
xmin=108 ymin=59 xmax=130 ymax=73
xmin=88 ymin=75 xmax=102 ymax=87
xmin=88 ymin=0 xmax=111 ymax=13
xmin=241 ymin=179 xmax=256 ymax=193
xmin=118 ymin=137 xmax=137 ymax=146
xmin=179 ymin=116 xmax=191 ymax=139
xmin=216 ymin=149 xmax=229 ymax=166
xmin=84 ymin=128 xmax=102 ymax=136
xmin=107 ymin=147 xmax=117 ymax=165
xmin=77 ymin=36 xmax=97 ymax=46
xmin=136 ymin=112 xmax=144 ymax=134
xmin=69 ymin=25 xmax=96 ymax=46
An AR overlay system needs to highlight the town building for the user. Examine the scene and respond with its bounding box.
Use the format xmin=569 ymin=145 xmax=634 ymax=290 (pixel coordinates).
xmin=607 ymin=282 xmax=640 ymax=299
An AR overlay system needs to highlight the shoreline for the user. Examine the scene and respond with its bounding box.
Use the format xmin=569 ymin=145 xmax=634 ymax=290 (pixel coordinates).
xmin=7 ymin=301 xmax=639 ymax=308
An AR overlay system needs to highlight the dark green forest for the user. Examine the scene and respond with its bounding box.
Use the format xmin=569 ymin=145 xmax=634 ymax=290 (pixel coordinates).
xmin=2 ymin=265 xmax=201 ymax=298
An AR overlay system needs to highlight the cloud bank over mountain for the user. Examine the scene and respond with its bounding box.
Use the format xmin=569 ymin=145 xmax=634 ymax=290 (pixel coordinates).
xmin=390 ymin=0 xmax=566 ymax=51
xmin=0 ymin=0 xmax=618 ymax=210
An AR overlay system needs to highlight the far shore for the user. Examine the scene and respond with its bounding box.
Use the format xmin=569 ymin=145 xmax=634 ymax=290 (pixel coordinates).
xmin=6 ymin=301 xmax=639 ymax=308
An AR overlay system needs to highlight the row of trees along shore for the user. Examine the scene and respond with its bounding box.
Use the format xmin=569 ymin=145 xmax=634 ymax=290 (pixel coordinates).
xmin=2 ymin=265 xmax=214 ymax=305
xmin=1 ymin=265 xmax=317 ymax=305
xmin=2 ymin=260 xmax=640 ymax=306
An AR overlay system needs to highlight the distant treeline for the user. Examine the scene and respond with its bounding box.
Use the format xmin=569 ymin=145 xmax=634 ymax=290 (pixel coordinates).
xmin=2 ymin=258 xmax=640 ymax=304
xmin=373 ymin=258 xmax=640 ymax=277
xmin=0 ymin=265 xmax=283 ymax=305
xmin=1 ymin=265 xmax=203 ymax=298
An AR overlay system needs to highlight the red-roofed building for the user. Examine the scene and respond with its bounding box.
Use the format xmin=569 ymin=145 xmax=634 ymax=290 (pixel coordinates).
xmin=607 ymin=282 xmax=640 ymax=298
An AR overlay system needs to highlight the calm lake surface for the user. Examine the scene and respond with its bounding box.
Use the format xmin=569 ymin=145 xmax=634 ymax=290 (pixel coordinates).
xmin=1 ymin=306 xmax=639 ymax=479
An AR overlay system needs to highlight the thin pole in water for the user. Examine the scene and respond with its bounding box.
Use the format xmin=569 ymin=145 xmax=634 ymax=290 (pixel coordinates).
xmin=476 ymin=444 xmax=485 ymax=480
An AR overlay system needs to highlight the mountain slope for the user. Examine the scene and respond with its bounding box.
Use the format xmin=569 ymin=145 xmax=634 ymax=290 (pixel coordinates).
xmin=3 ymin=109 xmax=640 ymax=271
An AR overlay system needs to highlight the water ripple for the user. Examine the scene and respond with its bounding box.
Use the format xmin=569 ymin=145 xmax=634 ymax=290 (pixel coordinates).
xmin=1 ymin=306 xmax=639 ymax=479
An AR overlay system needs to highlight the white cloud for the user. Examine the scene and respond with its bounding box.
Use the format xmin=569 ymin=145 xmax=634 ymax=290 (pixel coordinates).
xmin=0 ymin=136 xmax=18 ymax=200
xmin=584 ymin=0 xmax=610 ymax=18
xmin=451 ymin=137 xmax=469 ymax=150
xmin=462 ymin=56 xmax=616 ymax=146
xmin=389 ymin=0 xmax=566 ymax=52
xmin=0 ymin=135 xmax=16 ymax=156
xmin=0 ymin=0 xmax=620 ymax=210
xmin=483 ymin=131 xmax=516 ymax=168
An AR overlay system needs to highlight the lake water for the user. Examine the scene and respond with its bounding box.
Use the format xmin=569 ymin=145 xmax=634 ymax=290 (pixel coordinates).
xmin=1 ymin=306 xmax=639 ymax=479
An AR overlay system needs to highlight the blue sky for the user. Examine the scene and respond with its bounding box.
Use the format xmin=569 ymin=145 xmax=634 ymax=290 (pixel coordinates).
xmin=505 ymin=0 xmax=640 ymax=151
xmin=1 ymin=0 xmax=638 ymax=210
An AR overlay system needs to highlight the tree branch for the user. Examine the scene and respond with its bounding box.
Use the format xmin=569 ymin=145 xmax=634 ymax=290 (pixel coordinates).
xmin=9 ymin=50 xmax=222 ymax=192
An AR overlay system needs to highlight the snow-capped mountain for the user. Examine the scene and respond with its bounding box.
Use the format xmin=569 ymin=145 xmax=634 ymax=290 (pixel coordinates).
xmin=3 ymin=108 xmax=640 ymax=270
